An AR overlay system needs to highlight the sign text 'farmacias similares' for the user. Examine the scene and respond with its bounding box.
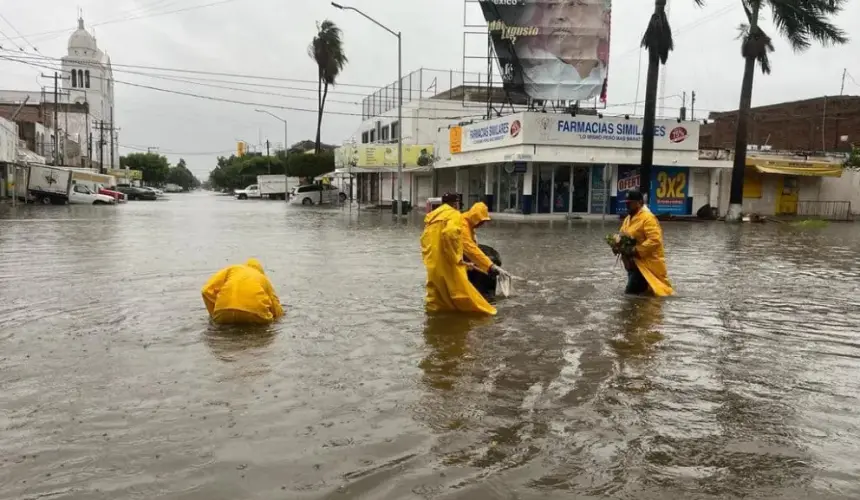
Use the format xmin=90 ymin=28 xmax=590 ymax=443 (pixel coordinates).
xmin=557 ymin=120 xmax=667 ymax=139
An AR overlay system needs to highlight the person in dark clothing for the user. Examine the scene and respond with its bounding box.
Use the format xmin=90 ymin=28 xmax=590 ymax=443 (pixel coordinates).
xmin=466 ymin=244 xmax=502 ymax=300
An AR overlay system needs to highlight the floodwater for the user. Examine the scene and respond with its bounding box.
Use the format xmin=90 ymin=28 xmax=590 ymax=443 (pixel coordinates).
xmin=2 ymin=194 xmax=860 ymax=500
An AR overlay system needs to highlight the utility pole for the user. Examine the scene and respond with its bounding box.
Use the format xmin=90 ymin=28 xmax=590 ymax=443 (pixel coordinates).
xmin=99 ymin=120 xmax=105 ymax=174
xmin=266 ymin=139 xmax=271 ymax=174
xmin=840 ymin=68 xmax=847 ymax=96
xmin=691 ymin=91 xmax=697 ymax=120
xmin=53 ymin=72 xmax=59 ymax=166
xmin=109 ymin=106 xmax=114 ymax=171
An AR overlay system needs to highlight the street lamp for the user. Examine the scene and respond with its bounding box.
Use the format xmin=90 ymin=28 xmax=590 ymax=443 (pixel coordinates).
xmin=255 ymin=109 xmax=290 ymax=201
xmin=331 ymin=1 xmax=403 ymax=217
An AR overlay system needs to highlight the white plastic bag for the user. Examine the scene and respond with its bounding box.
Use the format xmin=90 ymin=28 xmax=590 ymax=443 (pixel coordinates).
xmin=496 ymin=273 xmax=512 ymax=298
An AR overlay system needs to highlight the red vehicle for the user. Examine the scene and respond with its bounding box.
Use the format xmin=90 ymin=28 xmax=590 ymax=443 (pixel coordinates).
xmin=99 ymin=187 xmax=127 ymax=203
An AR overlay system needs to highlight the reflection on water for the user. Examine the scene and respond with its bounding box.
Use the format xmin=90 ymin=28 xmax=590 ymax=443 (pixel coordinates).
xmin=2 ymin=195 xmax=860 ymax=499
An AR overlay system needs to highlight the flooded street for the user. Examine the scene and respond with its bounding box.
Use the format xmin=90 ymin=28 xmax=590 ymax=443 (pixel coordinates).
xmin=3 ymin=193 xmax=860 ymax=499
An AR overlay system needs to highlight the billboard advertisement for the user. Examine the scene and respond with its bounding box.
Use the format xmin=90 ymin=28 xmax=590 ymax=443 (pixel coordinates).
xmin=615 ymin=165 xmax=640 ymax=215
xmin=479 ymin=0 xmax=611 ymax=102
xmin=523 ymin=114 xmax=699 ymax=151
xmin=452 ymin=114 xmax=526 ymax=154
xmin=335 ymin=145 xmax=435 ymax=169
xmin=649 ymin=166 xmax=689 ymax=215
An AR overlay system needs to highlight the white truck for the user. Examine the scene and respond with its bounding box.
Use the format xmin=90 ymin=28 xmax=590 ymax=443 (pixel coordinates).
xmin=21 ymin=165 xmax=116 ymax=205
xmin=258 ymin=175 xmax=301 ymax=200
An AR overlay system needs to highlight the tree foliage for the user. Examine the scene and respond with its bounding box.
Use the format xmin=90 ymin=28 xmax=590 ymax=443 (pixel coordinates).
xmin=166 ymin=159 xmax=201 ymax=191
xmin=309 ymin=20 xmax=348 ymax=154
xmin=120 ymin=152 xmax=170 ymax=185
xmin=727 ymin=0 xmax=849 ymax=215
xmin=207 ymin=151 xmax=335 ymax=191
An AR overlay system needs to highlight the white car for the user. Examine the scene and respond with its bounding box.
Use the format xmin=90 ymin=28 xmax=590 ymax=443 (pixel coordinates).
xmin=70 ymin=183 xmax=116 ymax=205
xmin=289 ymin=184 xmax=347 ymax=206
xmin=140 ymin=187 xmax=165 ymax=197
xmin=234 ymin=184 xmax=261 ymax=200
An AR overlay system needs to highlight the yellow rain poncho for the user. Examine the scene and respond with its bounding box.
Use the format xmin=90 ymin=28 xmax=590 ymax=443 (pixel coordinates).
xmin=421 ymin=204 xmax=496 ymax=315
xmin=462 ymin=202 xmax=494 ymax=274
xmin=620 ymin=206 xmax=674 ymax=296
xmin=201 ymin=258 xmax=285 ymax=324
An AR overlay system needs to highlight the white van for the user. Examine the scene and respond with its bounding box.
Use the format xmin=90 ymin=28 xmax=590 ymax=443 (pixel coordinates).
xmin=289 ymin=184 xmax=347 ymax=206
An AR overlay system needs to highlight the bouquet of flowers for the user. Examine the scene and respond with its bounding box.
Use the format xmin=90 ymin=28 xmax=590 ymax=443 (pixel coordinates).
xmin=605 ymin=233 xmax=637 ymax=257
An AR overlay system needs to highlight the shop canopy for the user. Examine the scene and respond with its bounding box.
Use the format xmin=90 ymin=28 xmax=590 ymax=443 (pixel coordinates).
xmin=747 ymin=158 xmax=843 ymax=177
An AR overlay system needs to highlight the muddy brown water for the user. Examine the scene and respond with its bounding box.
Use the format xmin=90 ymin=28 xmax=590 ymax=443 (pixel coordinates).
xmin=2 ymin=193 xmax=860 ymax=499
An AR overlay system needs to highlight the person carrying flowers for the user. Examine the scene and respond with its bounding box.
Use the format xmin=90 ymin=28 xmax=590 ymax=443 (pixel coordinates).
xmin=610 ymin=189 xmax=674 ymax=296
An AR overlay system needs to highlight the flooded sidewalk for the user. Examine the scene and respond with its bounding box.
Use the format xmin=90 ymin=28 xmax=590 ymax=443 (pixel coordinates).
xmin=2 ymin=193 xmax=860 ymax=499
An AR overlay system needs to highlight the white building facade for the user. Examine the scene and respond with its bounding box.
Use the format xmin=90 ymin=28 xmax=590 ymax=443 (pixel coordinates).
xmin=435 ymin=112 xmax=732 ymax=218
xmin=61 ymin=18 xmax=118 ymax=170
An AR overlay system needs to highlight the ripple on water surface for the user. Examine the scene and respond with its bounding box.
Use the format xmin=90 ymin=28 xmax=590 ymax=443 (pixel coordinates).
xmin=2 ymin=196 xmax=860 ymax=499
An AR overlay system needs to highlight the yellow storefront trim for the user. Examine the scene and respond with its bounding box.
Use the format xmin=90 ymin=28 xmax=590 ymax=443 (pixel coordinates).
xmin=746 ymin=158 xmax=843 ymax=177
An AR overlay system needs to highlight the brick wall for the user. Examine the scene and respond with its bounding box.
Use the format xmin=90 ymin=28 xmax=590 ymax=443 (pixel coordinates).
xmin=706 ymin=96 xmax=860 ymax=152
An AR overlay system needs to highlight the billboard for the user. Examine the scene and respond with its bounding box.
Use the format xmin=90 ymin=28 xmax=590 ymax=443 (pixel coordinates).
xmin=451 ymin=114 xmax=526 ymax=154
xmin=335 ymin=144 xmax=435 ymax=169
xmin=479 ymin=0 xmax=611 ymax=102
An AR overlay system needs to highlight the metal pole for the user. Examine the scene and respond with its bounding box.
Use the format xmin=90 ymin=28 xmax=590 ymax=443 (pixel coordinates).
xmin=53 ymin=72 xmax=59 ymax=166
xmin=283 ymin=120 xmax=290 ymax=203
xmin=396 ymin=32 xmax=403 ymax=217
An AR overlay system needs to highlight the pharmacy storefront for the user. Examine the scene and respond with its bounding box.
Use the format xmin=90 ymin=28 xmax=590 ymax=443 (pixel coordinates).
xmin=438 ymin=112 xmax=726 ymax=217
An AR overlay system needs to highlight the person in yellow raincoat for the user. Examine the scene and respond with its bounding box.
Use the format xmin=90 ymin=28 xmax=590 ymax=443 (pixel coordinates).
xmin=420 ymin=196 xmax=497 ymax=315
xmin=619 ymin=190 xmax=674 ymax=296
xmin=201 ymin=258 xmax=285 ymax=324
xmin=461 ymin=201 xmax=495 ymax=274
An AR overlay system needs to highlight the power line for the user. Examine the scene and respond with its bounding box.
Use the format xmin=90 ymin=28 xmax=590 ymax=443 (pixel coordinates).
xmin=120 ymin=144 xmax=235 ymax=155
xmin=0 ymin=13 xmax=39 ymax=52
xmin=6 ymin=0 xmax=247 ymax=44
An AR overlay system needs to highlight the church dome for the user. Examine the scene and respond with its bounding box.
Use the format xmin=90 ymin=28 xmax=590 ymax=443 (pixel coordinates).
xmin=68 ymin=18 xmax=97 ymax=52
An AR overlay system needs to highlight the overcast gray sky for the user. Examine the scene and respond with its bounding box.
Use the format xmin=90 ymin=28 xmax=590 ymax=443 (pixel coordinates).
xmin=1 ymin=0 xmax=858 ymax=178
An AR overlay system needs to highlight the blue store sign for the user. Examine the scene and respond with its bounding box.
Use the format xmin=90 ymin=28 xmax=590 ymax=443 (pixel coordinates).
xmin=649 ymin=166 xmax=689 ymax=215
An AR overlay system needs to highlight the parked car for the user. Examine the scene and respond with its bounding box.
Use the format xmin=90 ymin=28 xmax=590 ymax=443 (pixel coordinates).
xmin=139 ymin=187 xmax=165 ymax=198
xmin=116 ymin=185 xmax=158 ymax=201
xmin=289 ymin=184 xmax=347 ymax=206
xmin=98 ymin=186 xmax=127 ymax=203
xmin=70 ymin=183 xmax=116 ymax=205
xmin=234 ymin=184 xmax=261 ymax=200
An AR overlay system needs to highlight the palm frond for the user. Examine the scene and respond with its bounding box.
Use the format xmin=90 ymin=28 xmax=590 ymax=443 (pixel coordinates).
xmin=640 ymin=10 xmax=673 ymax=64
xmin=308 ymin=19 xmax=349 ymax=86
xmin=739 ymin=22 xmax=774 ymax=75
xmin=768 ymin=0 xmax=848 ymax=52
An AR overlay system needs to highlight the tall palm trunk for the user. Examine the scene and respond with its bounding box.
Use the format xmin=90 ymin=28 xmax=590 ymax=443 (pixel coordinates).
xmin=639 ymin=0 xmax=669 ymax=201
xmin=639 ymin=40 xmax=662 ymax=199
xmin=315 ymin=75 xmax=323 ymax=154
xmin=727 ymin=2 xmax=760 ymax=222
xmin=316 ymin=83 xmax=330 ymax=155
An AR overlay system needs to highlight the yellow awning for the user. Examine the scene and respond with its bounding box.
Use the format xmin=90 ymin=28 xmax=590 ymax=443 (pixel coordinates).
xmin=754 ymin=164 xmax=842 ymax=177
xmin=746 ymin=158 xmax=843 ymax=177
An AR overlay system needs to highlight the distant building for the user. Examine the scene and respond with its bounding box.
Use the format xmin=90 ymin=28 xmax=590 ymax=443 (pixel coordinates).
xmin=0 ymin=17 xmax=118 ymax=171
xmin=702 ymin=95 xmax=860 ymax=153
xmin=700 ymin=95 xmax=860 ymax=218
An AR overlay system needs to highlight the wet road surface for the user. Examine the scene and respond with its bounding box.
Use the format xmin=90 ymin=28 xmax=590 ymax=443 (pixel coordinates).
xmin=2 ymin=193 xmax=860 ymax=499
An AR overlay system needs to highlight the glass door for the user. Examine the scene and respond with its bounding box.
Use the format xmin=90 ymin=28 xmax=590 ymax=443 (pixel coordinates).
xmin=571 ymin=166 xmax=590 ymax=213
xmin=537 ymin=165 xmax=553 ymax=213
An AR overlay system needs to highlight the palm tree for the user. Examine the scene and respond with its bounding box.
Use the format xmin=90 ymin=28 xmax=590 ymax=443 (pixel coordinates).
xmin=726 ymin=0 xmax=848 ymax=221
xmin=639 ymin=0 xmax=704 ymax=199
xmin=309 ymin=20 xmax=348 ymax=154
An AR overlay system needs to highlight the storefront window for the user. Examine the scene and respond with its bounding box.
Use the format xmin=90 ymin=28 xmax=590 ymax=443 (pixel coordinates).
xmin=553 ymin=165 xmax=570 ymax=213
xmin=468 ymin=167 xmax=485 ymax=207
xmin=498 ymin=169 xmax=522 ymax=212
xmin=572 ymin=166 xmax=590 ymax=212
xmin=537 ymin=165 xmax=553 ymax=213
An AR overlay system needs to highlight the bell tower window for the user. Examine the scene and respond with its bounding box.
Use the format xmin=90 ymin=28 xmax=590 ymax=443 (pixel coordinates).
xmin=85 ymin=70 xmax=90 ymax=88
xmin=71 ymin=70 xmax=77 ymax=87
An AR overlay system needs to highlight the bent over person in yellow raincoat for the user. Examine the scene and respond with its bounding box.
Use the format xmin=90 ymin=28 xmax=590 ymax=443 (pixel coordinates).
xmin=201 ymin=258 xmax=285 ymax=324
xmin=421 ymin=202 xmax=497 ymax=315
xmin=461 ymin=202 xmax=494 ymax=274
xmin=619 ymin=190 xmax=674 ymax=296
